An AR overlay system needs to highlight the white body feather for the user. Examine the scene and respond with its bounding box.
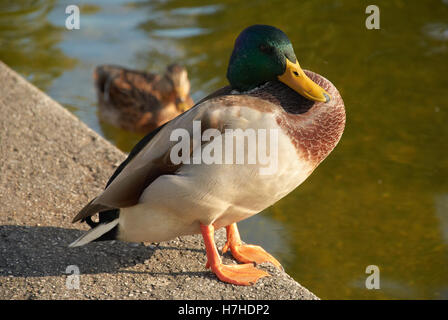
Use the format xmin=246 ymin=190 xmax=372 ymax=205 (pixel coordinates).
xmin=117 ymin=104 xmax=314 ymax=243
xmin=70 ymin=71 xmax=344 ymax=248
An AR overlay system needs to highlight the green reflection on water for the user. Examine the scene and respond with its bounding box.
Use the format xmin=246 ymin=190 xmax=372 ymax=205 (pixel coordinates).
xmin=0 ymin=0 xmax=77 ymax=91
xmin=1 ymin=0 xmax=447 ymax=299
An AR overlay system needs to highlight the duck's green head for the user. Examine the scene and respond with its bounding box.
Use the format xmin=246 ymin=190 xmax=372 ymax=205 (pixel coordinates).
xmin=226 ymin=25 xmax=330 ymax=102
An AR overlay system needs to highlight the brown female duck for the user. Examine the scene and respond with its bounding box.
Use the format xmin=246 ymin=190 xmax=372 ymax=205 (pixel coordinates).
xmin=94 ymin=64 xmax=194 ymax=133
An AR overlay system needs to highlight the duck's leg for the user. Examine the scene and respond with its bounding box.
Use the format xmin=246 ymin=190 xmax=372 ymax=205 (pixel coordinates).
xmin=222 ymin=223 xmax=282 ymax=270
xmin=200 ymin=224 xmax=269 ymax=285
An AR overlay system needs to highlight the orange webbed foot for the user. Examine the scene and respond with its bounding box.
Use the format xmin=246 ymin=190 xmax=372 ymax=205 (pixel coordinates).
xmin=222 ymin=223 xmax=283 ymax=270
xmin=207 ymin=262 xmax=269 ymax=286
xmin=201 ymin=224 xmax=269 ymax=286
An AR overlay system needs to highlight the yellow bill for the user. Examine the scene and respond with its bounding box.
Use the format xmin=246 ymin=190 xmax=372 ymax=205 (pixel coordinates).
xmin=278 ymin=58 xmax=331 ymax=103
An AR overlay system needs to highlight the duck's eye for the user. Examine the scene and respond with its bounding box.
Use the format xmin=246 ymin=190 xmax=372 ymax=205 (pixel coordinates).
xmin=293 ymin=71 xmax=299 ymax=77
xmin=259 ymin=44 xmax=274 ymax=54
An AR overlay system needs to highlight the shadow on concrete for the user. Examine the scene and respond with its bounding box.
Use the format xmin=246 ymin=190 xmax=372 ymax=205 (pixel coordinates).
xmin=0 ymin=225 xmax=156 ymax=277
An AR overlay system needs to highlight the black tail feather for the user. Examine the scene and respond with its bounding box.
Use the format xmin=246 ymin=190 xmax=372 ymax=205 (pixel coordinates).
xmin=82 ymin=209 xmax=120 ymax=242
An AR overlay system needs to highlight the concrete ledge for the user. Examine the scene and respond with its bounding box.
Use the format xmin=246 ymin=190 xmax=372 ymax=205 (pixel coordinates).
xmin=0 ymin=61 xmax=318 ymax=300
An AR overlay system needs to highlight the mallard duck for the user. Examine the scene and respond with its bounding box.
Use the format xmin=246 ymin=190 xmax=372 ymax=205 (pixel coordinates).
xmin=71 ymin=25 xmax=345 ymax=286
xmin=94 ymin=64 xmax=194 ymax=133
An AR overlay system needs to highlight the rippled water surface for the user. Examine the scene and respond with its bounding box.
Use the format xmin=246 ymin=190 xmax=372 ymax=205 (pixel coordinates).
xmin=1 ymin=0 xmax=447 ymax=299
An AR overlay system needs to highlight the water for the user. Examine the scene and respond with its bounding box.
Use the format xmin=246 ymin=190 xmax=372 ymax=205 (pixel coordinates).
xmin=1 ymin=0 xmax=447 ymax=299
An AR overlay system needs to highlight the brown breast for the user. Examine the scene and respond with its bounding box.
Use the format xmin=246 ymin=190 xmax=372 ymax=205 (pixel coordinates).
xmin=194 ymin=71 xmax=345 ymax=167
xmin=246 ymin=71 xmax=346 ymax=167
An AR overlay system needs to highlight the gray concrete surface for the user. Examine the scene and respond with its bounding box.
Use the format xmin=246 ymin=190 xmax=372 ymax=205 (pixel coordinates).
xmin=0 ymin=61 xmax=318 ymax=300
